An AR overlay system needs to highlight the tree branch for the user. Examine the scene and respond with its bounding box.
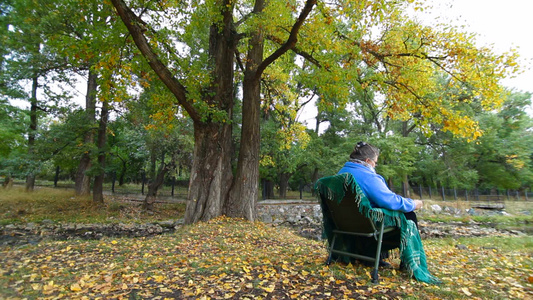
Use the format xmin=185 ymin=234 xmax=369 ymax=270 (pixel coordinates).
xmin=110 ymin=0 xmax=199 ymax=122
xmin=255 ymin=0 xmax=317 ymax=79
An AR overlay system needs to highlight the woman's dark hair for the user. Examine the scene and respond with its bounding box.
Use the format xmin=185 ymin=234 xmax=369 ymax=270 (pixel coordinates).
xmin=349 ymin=141 xmax=379 ymax=161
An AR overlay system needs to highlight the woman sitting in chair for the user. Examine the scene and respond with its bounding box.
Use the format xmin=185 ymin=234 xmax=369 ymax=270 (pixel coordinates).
xmin=338 ymin=141 xmax=423 ymax=268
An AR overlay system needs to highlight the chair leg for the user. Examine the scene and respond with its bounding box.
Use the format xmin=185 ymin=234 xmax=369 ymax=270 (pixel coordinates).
xmin=371 ymin=222 xmax=386 ymax=284
xmin=371 ymin=268 xmax=379 ymax=284
xmin=326 ymin=234 xmax=337 ymax=265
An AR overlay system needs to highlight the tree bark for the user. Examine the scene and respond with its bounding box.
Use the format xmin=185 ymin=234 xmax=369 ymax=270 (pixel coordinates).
xmin=75 ymin=69 xmax=97 ymax=195
xmin=184 ymin=122 xmax=233 ymax=224
xmin=263 ymin=180 xmax=275 ymax=199
xmin=119 ymin=159 xmax=127 ymax=186
xmin=402 ymin=174 xmax=411 ymax=198
xmin=401 ymin=121 xmax=414 ymax=198
xmin=279 ymin=172 xmax=291 ymax=199
xmin=149 ymin=150 xmax=157 ymax=181
xmin=224 ymin=0 xmax=265 ymax=220
xmin=143 ymin=157 xmax=170 ymax=210
xmin=25 ymin=76 xmax=38 ymax=192
xmin=93 ymin=100 xmax=109 ymax=203
xmin=311 ymin=167 xmax=320 ymax=195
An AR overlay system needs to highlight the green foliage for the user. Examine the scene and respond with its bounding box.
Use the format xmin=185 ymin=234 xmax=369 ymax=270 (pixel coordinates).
xmin=0 ymin=0 xmax=530 ymax=197
xmin=0 ymin=99 xmax=26 ymax=158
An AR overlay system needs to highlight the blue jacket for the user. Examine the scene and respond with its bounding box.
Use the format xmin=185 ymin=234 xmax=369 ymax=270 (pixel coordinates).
xmin=338 ymin=161 xmax=415 ymax=213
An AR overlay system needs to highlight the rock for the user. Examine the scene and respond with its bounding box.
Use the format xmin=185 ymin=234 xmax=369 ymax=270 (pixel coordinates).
xmin=261 ymin=214 xmax=273 ymax=223
xmin=158 ymin=220 xmax=176 ymax=228
xmin=430 ymin=204 xmax=442 ymax=214
xmin=467 ymin=208 xmax=478 ymax=216
xmin=508 ymin=230 xmax=526 ymax=236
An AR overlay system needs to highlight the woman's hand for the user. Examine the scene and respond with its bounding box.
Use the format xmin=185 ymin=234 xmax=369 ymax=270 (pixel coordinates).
xmin=413 ymin=200 xmax=423 ymax=210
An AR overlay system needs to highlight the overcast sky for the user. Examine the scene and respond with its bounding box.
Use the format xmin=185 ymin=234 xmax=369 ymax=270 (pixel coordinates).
xmin=414 ymin=0 xmax=532 ymax=93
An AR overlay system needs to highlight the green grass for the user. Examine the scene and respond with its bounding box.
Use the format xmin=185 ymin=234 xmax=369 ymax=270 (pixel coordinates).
xmin=0 ymin=187 xmax=185 ymax=225
xmin=419 ymin=199 xmax=532 ymax=233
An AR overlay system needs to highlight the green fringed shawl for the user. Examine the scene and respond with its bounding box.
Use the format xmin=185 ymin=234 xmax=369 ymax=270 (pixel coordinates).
xmin=315 ymin=173 xmax=441 ymax=284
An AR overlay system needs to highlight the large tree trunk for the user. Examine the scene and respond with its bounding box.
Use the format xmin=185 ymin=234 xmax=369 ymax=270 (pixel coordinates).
xmin=224 ymin=0 xmax=264 ymax=220
xmin=225 ymin=73 xmax=261 ymax=219
xmin=75 ymin=70 xmax=97 ymax=195
xmin=25 ymin=76 xmax=38 ymax=192
xmin=93 ymin=100 xmax=109 ymax=203
xmin=184 ymin=122 xmax=233 ymax=224
xmin=186 ymin=3 xmax=237 ymax=223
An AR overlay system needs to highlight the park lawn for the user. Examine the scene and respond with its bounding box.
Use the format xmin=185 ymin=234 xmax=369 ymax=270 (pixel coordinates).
xmin=1 ymin=216 xmax=532 ymax=300
xmin=0 ymin=187 xmax=186 ymax=225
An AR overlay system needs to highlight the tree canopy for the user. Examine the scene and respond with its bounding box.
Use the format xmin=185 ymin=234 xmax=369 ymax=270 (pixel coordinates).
xmin=0 ymin=0 xmax=530 ymax=223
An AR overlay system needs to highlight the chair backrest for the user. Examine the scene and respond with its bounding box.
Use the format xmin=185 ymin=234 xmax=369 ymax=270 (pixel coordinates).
xmin=320 ymin=189 xmax=377 ymax=234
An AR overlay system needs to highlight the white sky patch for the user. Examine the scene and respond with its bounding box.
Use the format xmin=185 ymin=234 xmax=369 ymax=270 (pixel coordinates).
xmin=410 ymin=0 xmax=533 ymax=93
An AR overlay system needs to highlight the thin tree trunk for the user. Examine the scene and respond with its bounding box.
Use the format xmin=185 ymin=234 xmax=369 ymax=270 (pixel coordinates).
xmin=264 ymin=180 xmax=275 ymax=199
xmin=119 ymin=160 xmax=127 ymax=186
xmin=93 ymin=100 xmax=109 ymax=203
xmin=25 ymin=76 xmax=38 ymax=192
xmin=279 ymin=172 xmax=291 ymax=199
xmin=75 ymin=70 xmax=97 ymax=195
xmin=143 ymin=157 xmax=170 ymax=210
xmin=402 ymin=174 xmax=411 ymax=198
xmin=311 ymin=167 xmax=320 ymax=195
xmin=401 ymin=121 xmax=414 ymax=198
xmin=149 ymin=151 xmax=157 ymax=182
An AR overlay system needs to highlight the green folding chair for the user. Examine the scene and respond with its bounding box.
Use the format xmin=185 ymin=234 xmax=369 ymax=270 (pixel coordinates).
xmin=317 ymin=180 xmax=396 ymax=284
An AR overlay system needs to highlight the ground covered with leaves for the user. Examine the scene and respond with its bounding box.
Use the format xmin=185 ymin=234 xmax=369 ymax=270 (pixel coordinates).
xmin=1 ymin=216 xmax=532 ymax=300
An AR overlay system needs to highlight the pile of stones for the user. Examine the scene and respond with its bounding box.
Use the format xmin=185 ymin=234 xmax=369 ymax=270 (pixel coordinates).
xmin=1 ymin=202 xmax=528 ymax=247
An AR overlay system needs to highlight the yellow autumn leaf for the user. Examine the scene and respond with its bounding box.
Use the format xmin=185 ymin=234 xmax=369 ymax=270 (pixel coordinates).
xmin=461 ymin=287 xmax=472 ymax=296
xmin=262 ymin=284 xmax=275 ymax=293
xmin=70 ymin=283 xmax=82 ymax=292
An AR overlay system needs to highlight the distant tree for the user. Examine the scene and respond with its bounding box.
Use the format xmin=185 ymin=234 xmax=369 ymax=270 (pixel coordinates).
xmin=0 ymin=0 xmax=75 ymax=191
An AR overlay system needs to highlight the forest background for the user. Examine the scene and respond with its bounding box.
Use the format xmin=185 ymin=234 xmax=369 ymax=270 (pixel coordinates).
xmin=1 ymin=0 xmax=532 ymax=224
